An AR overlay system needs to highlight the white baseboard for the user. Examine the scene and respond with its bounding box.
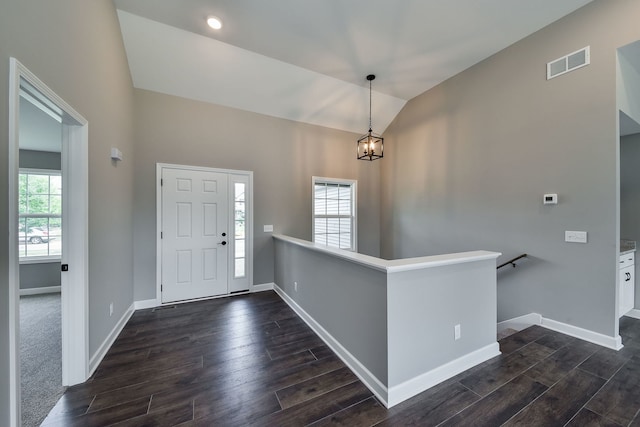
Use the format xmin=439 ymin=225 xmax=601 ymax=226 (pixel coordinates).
xmin=89 ymin=302 xmax=135 ymax=376
xmin=541 ymin=317 xmax=623 ymax=350
xmin=252 ymin=282 xmax=275 ymax=293
xmin=497 ymin=313 xmax=542 ymax=333
xmin=273 ymin=285 xmax=390 ymax=407
xmin=387 ymin=343 xmax=501 ymax=408
xmin=499 ymin=312 xmax=623 ymax=351
xmin=134 ymin=298 xmax=158 ymax=310
xmin=20 ymin=286 xmax=61 ymax=296
xmin=624 ymin=309 xmax=640 ymax=320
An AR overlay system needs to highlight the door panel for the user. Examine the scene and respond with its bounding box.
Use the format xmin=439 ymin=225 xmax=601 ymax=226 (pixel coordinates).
xmin=162 ymin=168 xmax=228 ymax=302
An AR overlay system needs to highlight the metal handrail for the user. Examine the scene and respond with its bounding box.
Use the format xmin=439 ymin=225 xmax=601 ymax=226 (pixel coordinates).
xmin=497 ymin=254 xmax=527 ymax=270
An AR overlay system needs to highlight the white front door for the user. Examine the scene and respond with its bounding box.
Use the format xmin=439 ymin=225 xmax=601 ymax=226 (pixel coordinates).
xmin=161 ymin=168 xmax=229 ymax=303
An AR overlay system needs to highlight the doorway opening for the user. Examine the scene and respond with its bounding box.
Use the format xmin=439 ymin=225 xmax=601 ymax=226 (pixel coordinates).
xmin=157 ymin=163 xmax=253 ymax=305
xmin=18 ymin=85 xmax=64 ymax=426
xmin=618 ymin=42 xmax=640 ymax=334
xmin=8 ymin=58 xmax=89 ymax=426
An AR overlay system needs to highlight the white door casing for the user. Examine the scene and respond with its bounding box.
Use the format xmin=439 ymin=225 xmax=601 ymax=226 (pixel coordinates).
xmin=161 ymin=168 xmax=229 ymax=303
xmin=8 ymin=58 xmax=89 ymax=426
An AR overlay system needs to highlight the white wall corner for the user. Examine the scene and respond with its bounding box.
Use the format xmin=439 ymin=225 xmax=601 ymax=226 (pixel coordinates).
xmin=252 ymin=282 xmax=275 ymax=293
xmin=88 ymin=303 xmax=135 ymax=376
xmin=497 ymin=313 xmax=542 ymax=333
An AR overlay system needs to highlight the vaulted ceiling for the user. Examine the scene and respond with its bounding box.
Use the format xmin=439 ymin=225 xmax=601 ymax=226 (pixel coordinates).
xmin=114 ymin=0 xmax=593 ymax=134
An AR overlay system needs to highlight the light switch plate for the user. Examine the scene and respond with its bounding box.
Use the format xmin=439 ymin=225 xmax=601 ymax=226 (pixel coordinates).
xmin=565 ymin=230 xmax=587 ymax=243
xmin=264 ymin=225 xmax=274 ymax=233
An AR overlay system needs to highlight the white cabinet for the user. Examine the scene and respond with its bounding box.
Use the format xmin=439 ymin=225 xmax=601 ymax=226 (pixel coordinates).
xmin=619 ymin=252 xmax=635 ymax=317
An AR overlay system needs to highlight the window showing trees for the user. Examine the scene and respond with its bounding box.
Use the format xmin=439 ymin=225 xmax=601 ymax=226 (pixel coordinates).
xmin=19 ymin=170 xmax=62 ymax=260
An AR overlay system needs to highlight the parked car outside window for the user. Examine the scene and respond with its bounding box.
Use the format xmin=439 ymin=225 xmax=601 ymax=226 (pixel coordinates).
xmin=18 ymin=225 xmax=52 ymax=244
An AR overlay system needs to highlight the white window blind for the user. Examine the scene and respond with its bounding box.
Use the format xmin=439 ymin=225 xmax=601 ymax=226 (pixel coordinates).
xmin=312 ymin=177 xmax=357 ymax=251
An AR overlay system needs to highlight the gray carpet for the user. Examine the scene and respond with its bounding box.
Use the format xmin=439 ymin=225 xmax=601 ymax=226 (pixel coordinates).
xmin=20 ymin=293 xmax=65 ymax=427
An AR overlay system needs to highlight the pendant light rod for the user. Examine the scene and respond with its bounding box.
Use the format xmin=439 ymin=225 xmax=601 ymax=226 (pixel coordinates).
xmin=367 ymin=74 xmax=375 ymax=132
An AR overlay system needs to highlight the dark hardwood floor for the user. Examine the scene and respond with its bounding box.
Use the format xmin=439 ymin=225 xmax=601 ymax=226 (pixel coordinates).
xmin=41 ymin=291 xmax=640 ymax=426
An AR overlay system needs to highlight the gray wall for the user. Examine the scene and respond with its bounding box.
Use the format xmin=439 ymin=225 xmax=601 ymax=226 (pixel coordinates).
xmin=274 ymin=236 xmax=499 ymax=403
xmin=19 ymin=263 xmax=60 ymax=290
xmin=387 ymin=261 xmax=497 ymax=387
xmin=0 ymin=0 xmax=135 ymax=421
xmin=274 ymin=238 xmax=388 ymax=384
xmin=132 ymin=89 xmax=382 ymax=301
xmin=380 ymin=0 xmax=640 ymax=337
xmin=621 ymin=133 xmax=640 ymax=307
xmin=19 ymin=150 xmax=61 ymax=290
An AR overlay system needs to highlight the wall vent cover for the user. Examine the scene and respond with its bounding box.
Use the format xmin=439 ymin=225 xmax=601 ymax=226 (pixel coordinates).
xmin=547 ymin=46 xmax=590 ymax=80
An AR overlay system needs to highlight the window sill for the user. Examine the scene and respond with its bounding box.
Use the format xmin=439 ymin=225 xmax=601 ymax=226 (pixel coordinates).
xmin=19 ymin=257 xmax=62 ymax=265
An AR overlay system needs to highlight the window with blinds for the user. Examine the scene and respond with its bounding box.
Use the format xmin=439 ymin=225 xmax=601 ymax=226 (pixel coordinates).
xmin=312 ymin=177 xmax=357 ymax=251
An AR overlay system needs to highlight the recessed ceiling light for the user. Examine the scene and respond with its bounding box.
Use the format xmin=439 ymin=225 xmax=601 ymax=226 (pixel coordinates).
xmin=207 ymin=16 xmax=222 ymax=30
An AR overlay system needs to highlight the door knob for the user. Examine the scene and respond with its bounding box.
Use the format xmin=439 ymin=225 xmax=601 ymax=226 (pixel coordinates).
xmin=222 ymin=232 xmax=226 ymax=237
xmin=220 ymin=241 xmax=227 ymax=246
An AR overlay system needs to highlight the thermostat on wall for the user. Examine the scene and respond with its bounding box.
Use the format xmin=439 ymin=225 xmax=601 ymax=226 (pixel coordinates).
xmin=543 ymin=193 xmax=558 ymax=205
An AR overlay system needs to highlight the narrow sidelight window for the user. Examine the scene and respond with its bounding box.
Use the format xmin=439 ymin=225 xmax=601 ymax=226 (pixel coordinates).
xmin=234 ymin=182 xmax=246 ymax=278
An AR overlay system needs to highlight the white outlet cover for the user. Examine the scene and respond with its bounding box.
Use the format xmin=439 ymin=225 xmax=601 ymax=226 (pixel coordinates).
xmin=565 ymin=230 xmax=587 ymax=243
xmin=264 ymin=225 xmax=274 ymax=232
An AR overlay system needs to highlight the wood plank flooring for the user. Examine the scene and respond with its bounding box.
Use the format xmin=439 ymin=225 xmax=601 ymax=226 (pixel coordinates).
xmin=41 ymin=292 xmax=640 ymax=426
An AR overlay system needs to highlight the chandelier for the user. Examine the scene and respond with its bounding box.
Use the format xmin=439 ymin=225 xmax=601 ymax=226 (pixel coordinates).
xmin=357 ymin=74 xmax=383 ymax=161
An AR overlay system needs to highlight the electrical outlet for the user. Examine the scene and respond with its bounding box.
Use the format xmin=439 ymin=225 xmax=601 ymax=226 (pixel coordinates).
xmin=109 ymin=302 xmax=114 ymax=317
xmin=294 ymin=281 xmax=298 ymax=292
xmin=454 ymin=324 xmax=461 ymax=340
xmin=565 ymin=230 xmax=587 ymax=243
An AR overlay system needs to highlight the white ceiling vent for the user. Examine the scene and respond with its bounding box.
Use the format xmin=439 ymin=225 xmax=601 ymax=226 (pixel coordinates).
xmin=547 ymin=46 xmax=590 ymax=80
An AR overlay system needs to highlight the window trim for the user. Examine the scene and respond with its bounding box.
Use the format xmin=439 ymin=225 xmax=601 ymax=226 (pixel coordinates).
xmin=312 ymin=176 xmax=357 ymax=252
xmin=18 ymin=168 xmax=62 ymax=263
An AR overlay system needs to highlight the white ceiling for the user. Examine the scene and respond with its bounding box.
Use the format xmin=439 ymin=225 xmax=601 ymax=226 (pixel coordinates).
xmin=114 ymin=0 xmax=593 ymax=134
xmin=19 ymin=97 xmax=61 ymax=153
xmin=621 ymin=112 xmax=640 ymax=137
